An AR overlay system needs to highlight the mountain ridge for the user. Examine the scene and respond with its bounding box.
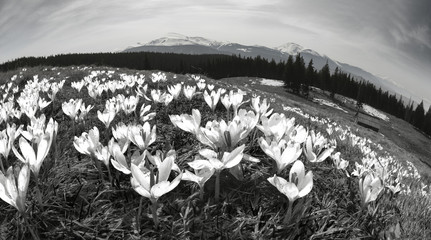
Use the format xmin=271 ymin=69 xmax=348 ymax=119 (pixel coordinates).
xmin=124 ymin=33 xmax=405 ymax=100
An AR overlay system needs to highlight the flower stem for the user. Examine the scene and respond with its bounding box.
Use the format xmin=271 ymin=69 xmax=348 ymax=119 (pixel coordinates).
xmin=151 ymin=200 xmax=159 ymax=228
xmin=136 ymin=197 xmax=143 ymax=232
xmin=215 ymin=171 xmax=220 ymax=203
xmin=283 ymin=200 xmax=293 ymax=225
xmin=34 ymin=175 xmax=43 ymax=208
xmin=199 ymin=187 xmax=204 ymax=201
xmin=91 ymin=155 xmax=104 ymax=182
xmin=107 ymin=164 xmax=113 ymax=186
xmin=23 ymin=213 xmax=40 ymax=240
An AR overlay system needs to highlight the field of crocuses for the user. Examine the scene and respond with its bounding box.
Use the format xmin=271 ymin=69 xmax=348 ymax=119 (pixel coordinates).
xmin=0 ymin=66 xmax=430 ymax=239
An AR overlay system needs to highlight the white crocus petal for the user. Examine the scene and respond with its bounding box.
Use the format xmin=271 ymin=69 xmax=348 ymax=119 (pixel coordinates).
xmin=243 ymin=153 xmax=260 ymax=163
xmin=151 ymin=172 xmax=182 ymax=200
xmin=0 ymin=165 xmax=30 ymax=213
xmin=158 ymin=155 xmax=174 ymax=183
xmin=289 ymin=126 xmax=308 ymax=144
xmin=209 ymin=158 xmax=224 ymax=170
xmin=199 ymin=148 xmax=218 ymax=160
xmin=12 ymin=138 xmax=32 ymax=164
xmin=278 ymin=142 xmax=301 ymax=172
xmin=170 ymin=109 xmax=201 ymax=135
xmin=221 ymin=144 xmax=245 ymax=169
xmin=182 ymin=170 xmax=202 ymax=184
xmin=258 ymin=138 xmax=276 ymax=160
xmin=268 ymin=161 xmax=313 ymax=202
xmin=131 ymin=177 xmax=151 ymax=199
xmin=298 ymin=171 xmax=313 ymax=198
xmin=303 ymin=136 xmax=316 ymax=162
xmin=0 ymin=171 xmax=14 ymax=208
xmin=151 ymin=181 xmax=171 ymax=199
xmin=111 ymin=144 xmax=130 ymax=174
xmin=316 ymin=147 xmax=334 ymax=162
xmin=268 ymin=174 xmax=298 ymax=203
xmin=188 ymin=160 xmax=214 ymax=170
xmin=16 ymin=165 xmax=30 ymax=212
xmin=131 ymin=164 xmax=151 ymax=192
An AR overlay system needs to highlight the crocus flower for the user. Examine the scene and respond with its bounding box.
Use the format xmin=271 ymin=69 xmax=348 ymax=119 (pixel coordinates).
xmin=130 ymin=155 xmax=182 ymax=203
xmin=13 ymin=118 xmax=58 ymax=177
xmin=257 ymin=113 xmax=294 ymax=142
xmin=230 ymin=89 xmax=247 ymax=116
xmin=183 ymin=85 xmax=197 ymax=100
xmin=188 ymin=144 xmax=245 ymax=173
xmin=169 ymin=109 xmax=201 ymax=136
xmin=97 ymin=107 xmax=116 ymax=128
xmin=359 ymin=173 xmax=383 ymax=207
xmin=196 ymin=80 xmax=206 ymax=90
xmin=0 ymin=165 xmax=30 ymax=213
xmin=73 ymin=127 xmax=102 ymax=156
xmin=128 ymin=122 xmax=156 ymax=150
xmin=303 ymin=131 xmax=335 ymax=163
xmin=150 ymin=89 xmax=173 ymax=105
xmin=21 ymin=114 xmax=48 ymax=144
xmin=111 ymin=123 xmax=131 ymax=152
xmin=139 ymin=103 xmax=156 ymax=122
xmin=135 ymin=84 xmax=148 ymax=99
xmin=182 ymin=165 xmax=215 ymax=190
xmin=62 ymin=98 xmax=83 ymax=121
xmin=71 ymin=81 xmax=85 ymax=92
xmin=331 ymin=152 xmax=349 ymax=171
xmin=145 ymin=149 xmax=180 ymax=173
xmin=77 ymin=103 xmax=93 ymax=122
xmin=267 ymin=160 xmax=313 ymax=203
xmin=150 ymin=72 xmax=167 ymax=83
xmin=38 ymin=98 xmax=51 ymax=110
xmin=251 ymin=96 xmax=273 ymax=118
xmin=259 ymin=138 xmax=301 ymax=173
xmin=122 ymin=95 xmax=139 ymax=115
xmin=167 ymin=83 xmax=182 ymax=100
xmin=198 ymin=113 xmax=258 ymax=151
xmin=109 ymin=139 xmax=131 ymax=174
xmin=220 ymin=93 xmax=232 ymax=111
xmin=203 ymin=89 xmax=221 ymax=111
xmin=286 ymin=125 xmax=308 ymax=144
xmin=0 ymin=123 xmax=22 ymax=162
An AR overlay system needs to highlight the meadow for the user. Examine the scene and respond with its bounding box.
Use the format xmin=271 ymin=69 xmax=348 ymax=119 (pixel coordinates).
xmin=0 ymin=66 xmax=430 ymax=239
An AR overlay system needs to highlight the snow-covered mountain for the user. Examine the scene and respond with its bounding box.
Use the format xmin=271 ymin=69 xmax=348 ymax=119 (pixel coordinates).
xmin=144 ymin=33 xmax=225 ymax=47
xmin=124 ymin=34 xmax=402 ymax=96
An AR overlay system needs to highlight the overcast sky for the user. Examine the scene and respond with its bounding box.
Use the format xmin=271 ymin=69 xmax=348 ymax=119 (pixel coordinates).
xmin=1 ymin=0 xmax=430 ymax=108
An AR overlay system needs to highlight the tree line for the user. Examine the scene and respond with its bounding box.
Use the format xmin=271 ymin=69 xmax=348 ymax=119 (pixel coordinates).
xmin=1 ymin=51 xmax=430 ymax=136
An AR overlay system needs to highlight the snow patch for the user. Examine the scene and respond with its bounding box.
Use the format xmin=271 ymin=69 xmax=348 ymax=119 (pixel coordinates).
xmin=144 ymin=33 xmax=225 ymax=47
xmin=363 ymin=104 xmax=389 ymax=121
xmin=259 ymin=78 xmax=284 ymax=87
xmin=275 ymin=42 xmax=304 ymax=55
xmin=338 ymin=95 xmax=389 ymax=121
xmin=237 ymin=48 xmax=250 ymax=52
xmin=313 ymin=98 xmax=348 ymax=113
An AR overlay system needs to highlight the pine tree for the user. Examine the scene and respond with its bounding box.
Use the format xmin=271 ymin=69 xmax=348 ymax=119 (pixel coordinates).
xmin=424 ymin=106 xmax=431 ymax=135
xmin=404 ymin=102 xmax=414 ymax=123
xmin=283 ymin=55 xmax=294 ymax=89
xmin=319 ymin=62 xmax=331 ymax=91
xmin=303 ymin=59 xmax=315 ymax=98
xmin=413 ymin=101 xmax=425 ymax=130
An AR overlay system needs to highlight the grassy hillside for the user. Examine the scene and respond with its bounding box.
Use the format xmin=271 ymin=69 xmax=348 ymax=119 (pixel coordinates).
xmin=0 ymin=66 xmax=430 ymax=239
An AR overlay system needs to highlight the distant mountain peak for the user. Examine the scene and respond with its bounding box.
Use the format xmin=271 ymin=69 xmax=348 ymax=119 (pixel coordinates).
xmin=275 ymin=43 xmax=304 ymax=55
xmin=144 ymin=33 xmax=225 ymax=47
